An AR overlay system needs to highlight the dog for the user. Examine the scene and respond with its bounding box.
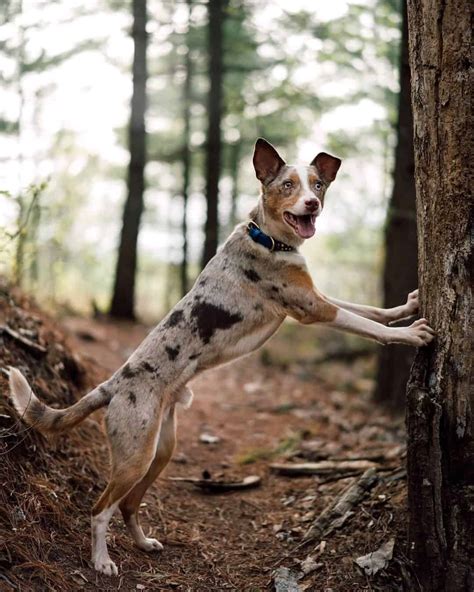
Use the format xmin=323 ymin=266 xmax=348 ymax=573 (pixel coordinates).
xmin=8 ymin=138 xmax=435 ymax=575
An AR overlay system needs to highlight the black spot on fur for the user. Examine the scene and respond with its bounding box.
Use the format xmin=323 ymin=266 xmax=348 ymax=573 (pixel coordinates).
xmin=271 ymin=285 xmax=280 ymax=293
xmin=245 ymin=252 xmax=257 ymax=261
xmin=165 ymin=309 xmax=184 ymax=328
xmin=254 ymin=303 xmax=263 ymax=311
xmin=141 ymin=419 xmax=146 ymax=428
xmin=191 ymin=301 xmax=243 ymax=344
xmin=189 ymin=353 xmax=200 ymax=360
xmin=98 ymin=386 xmax=110 ymax=402
xmin=111 ymin=429 xmax=118 ymax=437
xmin=141 ymin=361 xmax=155 ymax=374
xmin=165 ymin=345 xmax=180 ymax=360
xmin=128 ymin=392 xmax=137 ymax=406
xmin=243 ymin=268 xmax=261 ymax=283
xmin=121 ymin=363 xmax=137 ymax=379
xmin=282 ymin=283 xmax=288 ymax=288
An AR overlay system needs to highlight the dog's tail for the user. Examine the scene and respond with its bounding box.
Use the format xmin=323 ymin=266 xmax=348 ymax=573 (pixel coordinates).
xmin=8 ymin=367 xmax=112 ymax=434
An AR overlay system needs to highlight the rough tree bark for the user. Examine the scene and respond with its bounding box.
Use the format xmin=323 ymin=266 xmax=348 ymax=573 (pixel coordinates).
xmin=109 ymin=0 xmax=148 ymax=319
xmin=201 ymin=0 xmax=225 ymax=269
xmin=406 ymin=1 xmax=473 ymax=590
xmin=374 ymin=2 xmax=417 ymax=411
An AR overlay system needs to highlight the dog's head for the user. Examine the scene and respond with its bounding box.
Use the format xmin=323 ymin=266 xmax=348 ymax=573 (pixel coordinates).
xmin=252 ymin=138 xmax=341 ymax=246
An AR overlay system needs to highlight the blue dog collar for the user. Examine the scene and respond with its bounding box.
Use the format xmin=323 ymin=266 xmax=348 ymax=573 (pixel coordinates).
xmin=247 ymin=221 xmax=294 ymax=252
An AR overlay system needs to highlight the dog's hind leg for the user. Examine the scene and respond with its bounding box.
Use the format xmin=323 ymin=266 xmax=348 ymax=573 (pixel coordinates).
xmin=91 ymin=398 xmax=165 ymax=575
xmin=119 ymin=401 xmax=178 ymax=552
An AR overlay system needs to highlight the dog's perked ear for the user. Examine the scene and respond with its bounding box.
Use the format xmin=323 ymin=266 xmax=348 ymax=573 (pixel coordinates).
xmin=310 ymin=152 xmax=342 ymax=183
xmin=253 ymin=138 xmax=286 ymax=185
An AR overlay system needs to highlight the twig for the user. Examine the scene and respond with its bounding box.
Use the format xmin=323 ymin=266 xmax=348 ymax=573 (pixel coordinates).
xmin=300 ymin=468 xmax=378 ymax=546
xmin=0 ymin=325 xmax=47 ymax=354
xmin=269 ymin=460 xmax=376 ymax=476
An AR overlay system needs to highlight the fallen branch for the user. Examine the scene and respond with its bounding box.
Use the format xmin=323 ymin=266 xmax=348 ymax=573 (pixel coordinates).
xmin=329 ymin=445 xmax=405 ymax=463
xmin=0 ymin=325 xmax=47 ymax=355
xmin=302 ymin=467 xmax=378 ymax=543
xmin=168 ymin=474 xmax=260 ymax=493
xmin=269 ymin=460 xmax=376 ymax=477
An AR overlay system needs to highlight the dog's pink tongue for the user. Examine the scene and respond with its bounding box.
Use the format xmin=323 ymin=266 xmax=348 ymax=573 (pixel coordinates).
xmin=296 ymin=215 xmax=316 ymax=238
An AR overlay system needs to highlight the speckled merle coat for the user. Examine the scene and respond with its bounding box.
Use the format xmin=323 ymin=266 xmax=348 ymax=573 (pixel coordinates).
xmin=8 ymin=138 xmax=434 ymax=577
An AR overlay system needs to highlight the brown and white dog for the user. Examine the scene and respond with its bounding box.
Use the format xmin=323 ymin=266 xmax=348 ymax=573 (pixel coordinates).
xmin=8 ymin=138 xmax=435 ymax=576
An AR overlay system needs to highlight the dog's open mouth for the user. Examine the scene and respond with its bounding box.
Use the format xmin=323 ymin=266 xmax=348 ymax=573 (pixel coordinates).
xmin=283 ymin=212 xmax=316 ymax=239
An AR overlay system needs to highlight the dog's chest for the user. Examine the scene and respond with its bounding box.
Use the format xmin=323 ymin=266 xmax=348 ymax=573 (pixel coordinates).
xmin=217 ymin=317 xmax=283 ymax=362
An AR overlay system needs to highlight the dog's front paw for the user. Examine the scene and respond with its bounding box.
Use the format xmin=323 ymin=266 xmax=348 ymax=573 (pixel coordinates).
xmin=405 ymin=318 xmax=435 ymax=347
xmin=404 ymin=289 xmax=419 ymax=317
xmin=94 ymin=557 xmax=118 ymax=576
xmin=138 ymin=537 xmax=164 ymax=552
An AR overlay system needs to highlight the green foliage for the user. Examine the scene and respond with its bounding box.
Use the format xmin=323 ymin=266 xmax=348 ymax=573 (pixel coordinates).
xmin=0 ymin=0 xmax=404 ymax=317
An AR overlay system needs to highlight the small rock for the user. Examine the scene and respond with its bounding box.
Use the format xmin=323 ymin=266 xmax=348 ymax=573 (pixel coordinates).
xmin=243 ymin=381 xmax=262 ymax=394
xmin=172 ymin=452 xmax=189 ymax=464
xmin=199 ymin=433 xmax=220 ymax=444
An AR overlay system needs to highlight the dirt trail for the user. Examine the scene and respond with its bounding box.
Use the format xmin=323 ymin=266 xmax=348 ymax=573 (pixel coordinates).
xmin=57 ymin=316 xmax=408 ymax=592
xmin=0 ymin=289 xmax=409 ymax=592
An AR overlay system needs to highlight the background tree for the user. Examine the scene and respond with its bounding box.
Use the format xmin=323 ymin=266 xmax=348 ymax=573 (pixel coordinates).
xmin=374 ymin=2 xmax=417 ymax=411
xmin=201 ymin=0 xmax=226 ymax=269
xmin=109 ymin=0 xmax=148 ymax=319
xmin=405 ymin=0 xmax=472 ymax=589
xmin=179 ymin=0 xmax=193 ymax=297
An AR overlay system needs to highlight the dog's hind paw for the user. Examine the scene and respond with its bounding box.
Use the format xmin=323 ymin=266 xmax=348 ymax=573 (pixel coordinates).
xmin=138 ymin=537 xmax=164 ymax=552
xmin=94 ymin=557 xmax=118 ymax=576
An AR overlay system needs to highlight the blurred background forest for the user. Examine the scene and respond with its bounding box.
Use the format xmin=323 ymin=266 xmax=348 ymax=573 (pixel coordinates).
xmin=0 ymin=0 xmax=416 ymax=407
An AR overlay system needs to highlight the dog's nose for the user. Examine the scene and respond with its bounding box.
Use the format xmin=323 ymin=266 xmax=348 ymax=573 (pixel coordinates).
xmin=305 ymin=199 xmax=319 ymax=212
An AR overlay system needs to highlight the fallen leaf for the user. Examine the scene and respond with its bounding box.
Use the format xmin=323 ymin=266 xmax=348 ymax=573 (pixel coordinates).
xmin=300 ymin=556 xmax=323 ymax=575
xmin=354 ymin=538 xmax=395 ymax=575
xmin=272 ymin=567 xmax=302 ymax=592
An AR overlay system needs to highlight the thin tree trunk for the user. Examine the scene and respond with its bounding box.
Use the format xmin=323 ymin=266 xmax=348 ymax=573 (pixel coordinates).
xmin=374 ymin=2 xmax=417 ymax=411
xmin=109 ymin=0 xmax=148 ymax=319
xmin=406 ymin=1 xmax=473 ymax=590
xmin=180 ymin=0 xmax=192 ymax=297
xmin=14 ymin=0 xmax=25 ymax=287
xmin=229 ymin=140 xmax=241 ymax=230
xmin=201 ymin=0 xmax=225 ymax=269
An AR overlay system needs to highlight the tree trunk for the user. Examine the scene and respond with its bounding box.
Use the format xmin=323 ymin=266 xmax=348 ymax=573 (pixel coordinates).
xmin=201 ymin=0 xmax=225 ymax=269
xmin=180 ymin=0 xmax=192 ymax=298
xmin=109 ymin=0 xmax=148 ymax=319
xmin=374 ymin=2 xmax=417 ymax=411
xmin=229 ymin=140 xmax=241 ymax=230
xmin=406 ymin=1 xmax=473 ymax=590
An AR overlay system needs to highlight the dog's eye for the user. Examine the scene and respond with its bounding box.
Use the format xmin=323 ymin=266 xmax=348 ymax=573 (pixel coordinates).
xmin=314 ymin=181 xmax=322 ymax=191
xmin=283 ymin=181 xmax=293 ymax=190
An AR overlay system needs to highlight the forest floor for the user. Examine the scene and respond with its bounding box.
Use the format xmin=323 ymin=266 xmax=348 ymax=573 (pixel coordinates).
xmin=0 ymin=286 xmax=416 ymax=592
